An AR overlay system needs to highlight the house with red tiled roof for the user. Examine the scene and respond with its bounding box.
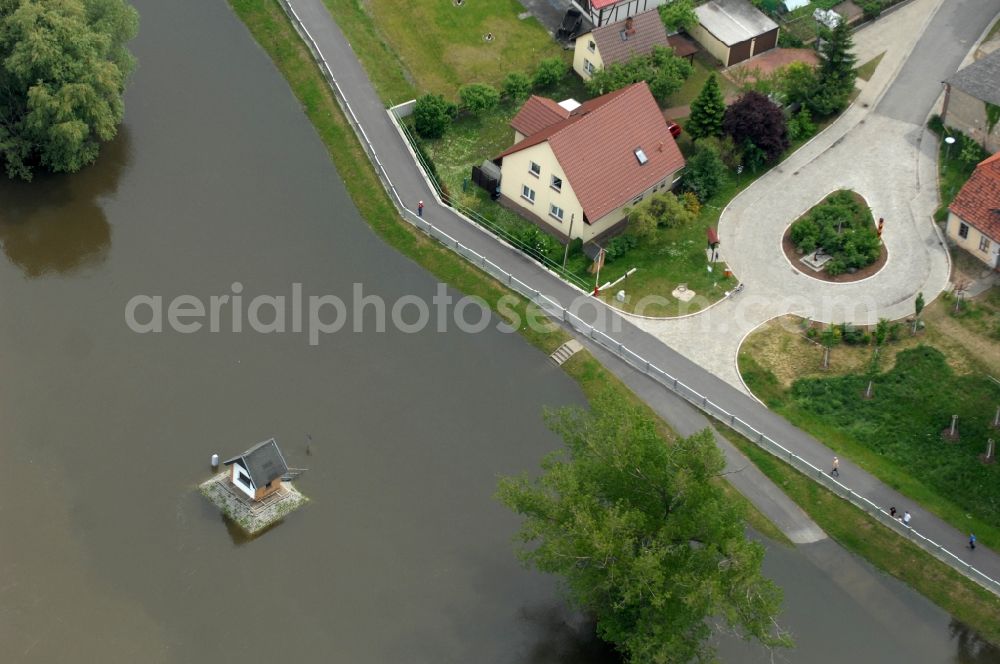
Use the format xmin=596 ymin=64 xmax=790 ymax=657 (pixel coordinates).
xmin=947 ymin=152 xmax=1000 ymax=271
xmin=494 ymin=81 xmax=685 ymax=243
xmin=572 ymin=10 xmax=698 ymax=81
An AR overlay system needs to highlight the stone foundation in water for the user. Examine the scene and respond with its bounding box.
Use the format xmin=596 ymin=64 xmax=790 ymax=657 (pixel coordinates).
xmin=200 ymin=472 xmax=308 ymax=535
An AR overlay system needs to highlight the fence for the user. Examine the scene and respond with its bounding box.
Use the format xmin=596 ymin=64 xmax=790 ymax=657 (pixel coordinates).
xmin=275 ymin=0 xmax=1000 ymax=597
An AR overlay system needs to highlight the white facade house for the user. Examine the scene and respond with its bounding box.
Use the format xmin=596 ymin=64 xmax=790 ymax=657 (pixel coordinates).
xmin=223 ymin=438 xmax=289 ymax=501
xmin=494 ymin=82 xmax=685 ymax=243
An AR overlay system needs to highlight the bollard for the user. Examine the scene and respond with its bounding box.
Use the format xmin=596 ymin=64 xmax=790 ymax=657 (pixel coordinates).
xmin=993 ymin=405 xmax=1000 ymax=429
xmin=950 ymin=414 xmax=958 ymax=437
xmin=211 ymin=453 xmax=219 ymax=470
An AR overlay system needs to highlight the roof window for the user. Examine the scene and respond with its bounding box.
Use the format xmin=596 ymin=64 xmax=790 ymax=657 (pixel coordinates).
xmin=634 ymin=148 xmax=648 ymax=165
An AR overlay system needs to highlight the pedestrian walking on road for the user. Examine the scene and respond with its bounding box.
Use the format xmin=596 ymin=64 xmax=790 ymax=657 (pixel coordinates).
xmin=970 ymin=533 xmax=976 ymax=550
xmin=831 ymin=456 xmax=839 ymax=477
xmin=889 ymin=506 xmax=897 ymax=518
xmin=903 ymin=510 xmax=912 ymax=526
xmin=418 ymin=200 xmax=424 ymax=217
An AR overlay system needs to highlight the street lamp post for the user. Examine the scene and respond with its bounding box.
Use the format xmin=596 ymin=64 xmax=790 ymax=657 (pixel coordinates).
xmin=944 ymin=135 xmax=956 ymax=161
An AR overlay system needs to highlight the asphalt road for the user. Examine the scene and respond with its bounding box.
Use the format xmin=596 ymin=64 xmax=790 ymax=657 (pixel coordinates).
xmin=876 ymin=0 xmax=1000 ymax=123
xmin=282 ymin=0 xmax=1000 ymax=588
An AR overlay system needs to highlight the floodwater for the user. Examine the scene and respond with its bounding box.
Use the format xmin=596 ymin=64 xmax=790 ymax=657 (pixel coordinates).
xmin=0 ymin=0 xmax=995 ymax=662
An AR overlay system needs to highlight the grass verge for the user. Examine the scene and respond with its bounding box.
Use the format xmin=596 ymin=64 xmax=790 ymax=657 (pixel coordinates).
xmin=855 ymin=52 xmax=884 ymax=82
xmin=355 ymin=0 xmax=565 ymax=98
xmin=739 ymin=317 xmax=1000 ymax=550
xmin=227 ymin=0 xmax=787 ymax=550
xmin=719 ymin=425 xmax=1000 ymax=647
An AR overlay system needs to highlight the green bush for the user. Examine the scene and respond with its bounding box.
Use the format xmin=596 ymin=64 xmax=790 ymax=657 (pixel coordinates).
xmin=501 ymin=72 xmax=532 ymax=102
xmin=680 ymin=141 xmax=726 ymax=202
xmin=532 ymin=57 xmax=569 ymax=90
xmin=858 ymin=0 xmax=883 ymax=19
xmin=584 ymin=46 xmax=692 ymax=100
xmin=413 ymin=94 xmax=457 ymax=139
xmin=507 ymin=222 xmax=559 ymax=260
xmin=789 ymin=191 xmax=880 ymax=271
xmin=778 ymin=31 xmax=804 ymax=48
xmin=604 ymin=234 xmax=639 ymax=262
xmin=458 ymin=83 xmax=500 ymax=116
xmin=788 ymin=108 xmax=816 ymax=142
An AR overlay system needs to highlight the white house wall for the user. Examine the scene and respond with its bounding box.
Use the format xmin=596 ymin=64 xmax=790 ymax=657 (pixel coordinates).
xmin=686 ymin=22 xmax=730 ymax=67
xmin=231 ymin=463 xmax=256 ymax=499
xmin=572 ymin=32 xmax=604 ymax=80
xmin=500 ymin=142 xmax=584 ymax=239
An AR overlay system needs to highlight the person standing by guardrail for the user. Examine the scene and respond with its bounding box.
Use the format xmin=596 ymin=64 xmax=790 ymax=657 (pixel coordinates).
xmin=831 ymin=456 xmax=840 ymax=477
xmin=418 ymin=200 xmax=424 ymax=217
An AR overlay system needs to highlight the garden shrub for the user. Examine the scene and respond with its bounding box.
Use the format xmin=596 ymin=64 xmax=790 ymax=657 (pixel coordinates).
xmin=789 ymin=191 xmax=880 ymax=271
xmin=413 ymin=94 xmax=457 ymax=139
xmin=458 ymin=83 xmax=500 ymax=116
xmin=501 ymin=72 xmax=532 ymax=103
xmin=604 ymin=233 xmax=639 ymax=262
xmin=508 ymin=223 xmax=559 ymax=260
xmin=788 ymin=108 xmax=816 ymax=142
xmin=680 ymin=141 xmax=726 ymax=202
xmin=532 ymin=57 xmax=569 ymax=90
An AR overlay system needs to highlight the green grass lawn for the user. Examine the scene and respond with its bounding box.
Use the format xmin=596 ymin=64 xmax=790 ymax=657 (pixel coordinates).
xmin=662 ymin=51 xmax=738 ymax=112
xmin=740 ymin=343 xmax=1000 ymax=550
xmin=856 ymin=52 xmax=884 ymax=82
xmin=720 ymin=425 xmax=1000 ymax=648
xmin=361 ymin=0 xmax=566 ymax=99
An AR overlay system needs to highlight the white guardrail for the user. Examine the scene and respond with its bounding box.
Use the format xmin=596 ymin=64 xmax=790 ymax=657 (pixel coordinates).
xmin=275 ymin=0 xmax=1000 ymax=597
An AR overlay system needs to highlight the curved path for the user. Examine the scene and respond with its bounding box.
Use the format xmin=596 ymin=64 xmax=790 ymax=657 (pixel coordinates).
xmin=632 ymin=0 xmax=977 ymax=390
xmin=279 ymin=0 xmax=1000 ymax=592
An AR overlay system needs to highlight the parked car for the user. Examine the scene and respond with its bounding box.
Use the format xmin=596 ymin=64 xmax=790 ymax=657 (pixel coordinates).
xmin=666 ymin=121 xmax=682 ymax=138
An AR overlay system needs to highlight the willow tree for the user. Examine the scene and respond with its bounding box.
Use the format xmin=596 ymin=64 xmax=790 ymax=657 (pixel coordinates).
xmin=0 ymin=0 xmax=139 ymax=180
xmin=497 ymin=394 xmax=788 ymax=663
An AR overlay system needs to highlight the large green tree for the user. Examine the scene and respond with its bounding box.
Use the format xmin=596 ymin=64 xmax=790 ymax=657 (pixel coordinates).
xmin=687 ymin=73 xmax=726 ymax=140
xmin=585 ymin=45 xmax=692 ymax=101
xmin=498 ymin=394 xmax=788 ymax=663
xmin=723 ymin=91 xmax=788 ymax=165
xmin=658 ymin=0 xmax=697 ymax=33
xmin=0 ymin=0 xmax=139 ymax=180
xmin=812 ymin=20 xmax=857 ymax=116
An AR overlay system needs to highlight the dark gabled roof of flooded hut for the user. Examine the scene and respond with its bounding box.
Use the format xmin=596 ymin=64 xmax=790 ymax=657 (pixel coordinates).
xmin=224 ymin=438 xmax=289 ymax=487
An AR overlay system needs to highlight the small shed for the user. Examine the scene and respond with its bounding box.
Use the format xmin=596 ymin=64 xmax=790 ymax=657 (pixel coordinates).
xmin=224 ymin=438 xmax=289 ymax=501
xmin=689 ymin=0 xmax=779 ymax=67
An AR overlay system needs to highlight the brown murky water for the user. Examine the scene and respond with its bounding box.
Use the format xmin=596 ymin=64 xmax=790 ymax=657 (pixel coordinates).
xmin=0 ymin=0 xmax=995 ymax=662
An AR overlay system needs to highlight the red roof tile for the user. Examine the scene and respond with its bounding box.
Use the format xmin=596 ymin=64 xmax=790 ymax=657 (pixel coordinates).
xmin=950 ymin=152 xmax=1000 ymax=242
xmin=499 ymin=82 xmax=685 ymax=223
xmin=510 ymin=96 xmax=569 ymax=137
xmin=591 ymin=10 xmax=669 ymax=67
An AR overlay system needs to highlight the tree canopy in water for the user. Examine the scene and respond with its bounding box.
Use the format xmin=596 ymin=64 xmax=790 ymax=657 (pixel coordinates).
xmin=0 ymin=0 xmax=138 ymax=180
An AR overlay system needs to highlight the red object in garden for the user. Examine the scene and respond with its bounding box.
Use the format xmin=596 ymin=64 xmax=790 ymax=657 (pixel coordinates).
xmin=666 ymin=121 xmax=681 ymax=138
xmin=706 ymin=227 xmax=719 ymax=246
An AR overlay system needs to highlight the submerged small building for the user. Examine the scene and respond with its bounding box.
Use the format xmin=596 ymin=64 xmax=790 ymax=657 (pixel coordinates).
xmin=224 ymin=438 xmax=289 ymax=501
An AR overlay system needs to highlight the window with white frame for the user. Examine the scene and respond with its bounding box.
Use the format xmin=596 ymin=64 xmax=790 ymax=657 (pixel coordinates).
xmin=549 ymin=204 xmax=564 ymax=221
xmin=587 ymin=40 xmax=595 ymax=53
xmin=521 ymin=185 xmax=536 ymax=203
xmin=958 ymin=222 xmax=969 ymax=239
xmin=632 ymin=194 xmax=643 ymax=205
xmin=584 ymin=59 xmax=595 ymax=74
xmin=550 ymin=174 xmax=562 ymax=192
xmin=529 ymin=161 xmax=541 ymax=177
xmin=980 ymin=235 xmax=991 ymax=252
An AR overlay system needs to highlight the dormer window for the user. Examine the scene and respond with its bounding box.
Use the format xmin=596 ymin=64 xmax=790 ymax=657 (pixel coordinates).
xmin=634 ymin=147 xmax=648 ymax=165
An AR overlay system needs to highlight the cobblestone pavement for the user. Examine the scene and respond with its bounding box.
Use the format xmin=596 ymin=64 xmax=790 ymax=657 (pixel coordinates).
xmin=627 ymin=0 xmax=1000 ymax=392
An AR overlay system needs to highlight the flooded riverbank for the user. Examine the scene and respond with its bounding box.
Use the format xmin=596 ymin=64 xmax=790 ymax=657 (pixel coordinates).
xmin=0 ymin=0 xmax=995 ymax=662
